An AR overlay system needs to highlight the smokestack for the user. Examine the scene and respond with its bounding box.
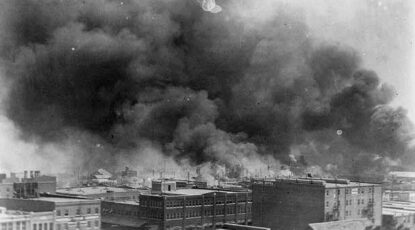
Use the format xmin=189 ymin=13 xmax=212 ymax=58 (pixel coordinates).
xmin=24 ymin=171 xmax=27 ymax=179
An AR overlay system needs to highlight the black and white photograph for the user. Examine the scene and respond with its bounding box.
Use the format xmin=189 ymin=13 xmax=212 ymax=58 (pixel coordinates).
xmin=0 ymin=0 xmax=414 ymax=229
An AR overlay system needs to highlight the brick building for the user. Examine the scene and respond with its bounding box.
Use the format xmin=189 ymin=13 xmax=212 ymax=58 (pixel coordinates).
xmin=252 ymin=178 xmax=382 ymax=230
xmin=0 ymin=197 xmax=101 ymax=230
xmin=139 ymin=188 xmax=252 ymax=229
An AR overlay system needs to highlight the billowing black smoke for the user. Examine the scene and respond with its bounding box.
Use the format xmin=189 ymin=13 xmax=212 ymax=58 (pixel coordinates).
xmin=0 ymin=0 xmax=413 ymax=177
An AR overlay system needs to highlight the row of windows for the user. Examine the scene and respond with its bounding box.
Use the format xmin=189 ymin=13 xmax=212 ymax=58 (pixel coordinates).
xmin=55 ymin=221 xmax=99 ymax=230
xmin=165 ymin=206 xmax=252 ymax=219
xmin=326 ymin=187 xmax=375 ymax=196
xmin=166 ymin=199 xmax=249 ymax=208
xmin=56 ymin=207 xmax=99 ymax=216
xmin=32 ymin=223 xmax=53 ymax=230
xmin=326 ymin=198 xmax=375 ymax=207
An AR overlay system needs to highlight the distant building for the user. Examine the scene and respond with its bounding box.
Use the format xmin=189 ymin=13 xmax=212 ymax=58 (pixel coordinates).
xmin=90 ymin=169 xmax=116 ymax=186
xmin=383 ymin=190 xmax=415 ymax=202
xmin=0 ymin=171 xmax=56 ymax=198
xmin=56 ymin=186 xmax=149 ymax=201
xmin=383 ymin=201 xmax=415 ymax=230
xmin=0 ymin=197 xmax=101 ymax=230
xmin=0 ymin=207 xmax=55 ymax=230
xmin=0 ymin=182 xmax=14 ymax=198
xmin=252 ymin=178 xmax=382 ymax=230
xmin=139 ymin=187 xmax=252 ymax=229
xmin=14 ymin=171 xmax=57 ymax=198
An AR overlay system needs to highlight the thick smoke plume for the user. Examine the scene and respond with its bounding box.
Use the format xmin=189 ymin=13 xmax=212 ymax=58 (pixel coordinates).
xmin=0 ymin=0 xmax=413 ymax=179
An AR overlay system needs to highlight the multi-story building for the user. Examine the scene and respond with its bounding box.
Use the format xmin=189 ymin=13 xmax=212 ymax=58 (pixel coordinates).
xmin=252 ymin=178 xmax=382 ymax=230
xmin=56 ymin=186 xmax=149 ymax=201
xmin=0 ymin=197 xmax=101 ymax=230
xmin=139 ymin=187 xmax=252 ymax=229
xmin=13 ymin=171 xmax=57 ymax=198
xmin=0 ymin=207 xmax=55 ymax=230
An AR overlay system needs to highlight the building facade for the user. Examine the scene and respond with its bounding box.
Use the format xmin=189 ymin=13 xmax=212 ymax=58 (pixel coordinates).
xmin=252 ymin=178 xmax=382 ymax=230
xmin=0 ymin=197 xmax=101 ymax=230
xmin=0 ymin=207 xmax=55 ymax=230
xmin=139 ymin=188 xmax=252 ymax=229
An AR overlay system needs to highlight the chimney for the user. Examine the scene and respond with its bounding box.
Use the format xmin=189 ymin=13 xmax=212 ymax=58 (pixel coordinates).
xmin=35 ymin=171 xmax=40 ymax=178
xmin=30 ymin=171 xmax=34 ymax=178
xmin=24 ymin=171 xmax=28 ymax=179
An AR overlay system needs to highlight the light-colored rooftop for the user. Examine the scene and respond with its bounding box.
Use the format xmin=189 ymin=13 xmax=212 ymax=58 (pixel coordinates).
xmin=255 ymin=178 xmax=379 ymax=188
xmin=383 ymin=201 xmax=415 ymax=211
xmin=389 ymin=171 xmax=415 ymax=178
xmin=33 ymin=197 xmax=98 ymax=203
xmin=57 ymin=186 xmax=147 ymax=195
xmin=383 ymin=207 xmax=415 ymax=216
xmin=164 ymin=188 xmax=247 ymax=196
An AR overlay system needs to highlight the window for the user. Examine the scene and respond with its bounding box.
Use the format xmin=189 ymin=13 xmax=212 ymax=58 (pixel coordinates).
xmin=326 ymin=201 xmax=329 ymax=207
xmin=326 ymin=190 xmax=329 ymax=196
xmin=57 ymin=224 xmax=61 ymax=230
xmin=94 ymin=221 xmax=99 ymax=227
xmin=337 ymin=189 xmax=340 ymax=195
xmin=64 ymin=224 xmax=68 ymax=230
xmin=64 ymin=210 xmax=69 ymax=216
xmin=33 ymin=224 xmax=37 ymax=230
xmin=22 ymin=222 xmax=26 ymax=230
xmin=49 ymin=223 xmax=53 ymax=230
xmin=7 ymin=223 xmax=11 ymax=230
xmin=87 ymin=208 xmax=91 ymax=214
xmin=17 ymin=222 xmax=21 ymax=230
xmin=57 ymin=210 xmax=61 ymax=216
xmin=87 ymin=222 xmax=91 ymax=228
xmin=44 ymin=223 xmax=47 ymax=230
xmin=39 ymin=223 xmax=42 ymax=230
xmin=361 ymin=199 xmax=364 ymax=204
xmin=95 ymin=207 xmax=99 ymax=214
xmin=76 ymin=208 xmax=81 ymax=215
xmin=1 ymin=223 xmax=6 ymax=230
xmin=358 ymin=200 xmax=360 ymax=205
xmin=76 ymin=222 xmax=80 ymax=229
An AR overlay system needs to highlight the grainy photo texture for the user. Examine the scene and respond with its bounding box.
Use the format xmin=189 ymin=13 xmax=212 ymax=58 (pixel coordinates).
xmin=0 ymin=0 xmax=414 ymax=230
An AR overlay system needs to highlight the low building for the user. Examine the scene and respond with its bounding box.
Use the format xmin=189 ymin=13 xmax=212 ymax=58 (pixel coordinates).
xmin=139 ymin=187 xmax=252 ymax=229
xmin=308 ymin=218 xmax=374 ymax=230
xmin=383 ymin=201 xmax=415 ymax=230
xmin=0 ymin=197 xmax=101 ymax=230
xmin=57 ymin=186 xmax=149 ymax=201
xmin=0 ymin=207 xmax=55 ymax=230
xmin=252 ymin=178 xmax=382 ymax=230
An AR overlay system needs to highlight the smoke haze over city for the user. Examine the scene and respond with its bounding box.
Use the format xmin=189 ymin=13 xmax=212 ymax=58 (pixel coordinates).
xmin=0 ymin=0 xmax=414 ymax=180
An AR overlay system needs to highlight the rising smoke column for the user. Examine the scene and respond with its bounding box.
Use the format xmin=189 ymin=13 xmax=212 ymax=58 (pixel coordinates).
xmin=0 ymin=0 xmax=413 ymax=177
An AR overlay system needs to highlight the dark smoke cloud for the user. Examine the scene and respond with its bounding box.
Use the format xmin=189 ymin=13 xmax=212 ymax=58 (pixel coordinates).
xmin=0 ymin=0 xmax=413 ymax=177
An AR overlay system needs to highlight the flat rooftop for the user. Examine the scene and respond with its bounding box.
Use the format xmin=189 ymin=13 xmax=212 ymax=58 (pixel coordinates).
xmin=383 ymin=201 xmax=415 ymax=211
xmin=33 ymin=197 xmax=99 ymax=203
xmin=254 ymin=178 xmax=379 ymax=188
xmin=57 ymin=186 xmax=148 ymax=195
xmin=147 ymin=188 xmax=250 ymax=197
xmin=383 ymin=207 xmax=415 ymax=216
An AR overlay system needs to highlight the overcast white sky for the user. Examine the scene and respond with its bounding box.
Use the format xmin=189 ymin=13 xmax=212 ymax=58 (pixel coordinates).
xmin=297 ymin=0 xmax=415 ymax=121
